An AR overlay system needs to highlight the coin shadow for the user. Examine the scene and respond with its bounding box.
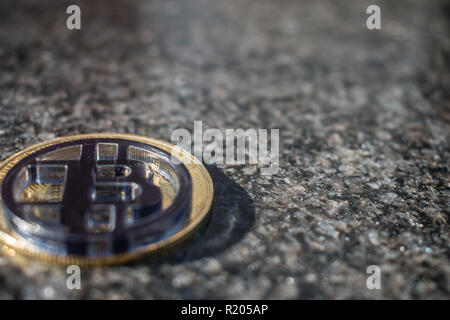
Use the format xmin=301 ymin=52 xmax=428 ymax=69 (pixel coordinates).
xmin=183 ymin=165 xmax=255 ymax=262
xmin=134 ymin=165 xmax=255 ymax=265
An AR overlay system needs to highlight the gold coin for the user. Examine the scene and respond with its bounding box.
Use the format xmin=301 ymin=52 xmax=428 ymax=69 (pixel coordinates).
xmin=0 ymin=133 xmax=213 ymax=266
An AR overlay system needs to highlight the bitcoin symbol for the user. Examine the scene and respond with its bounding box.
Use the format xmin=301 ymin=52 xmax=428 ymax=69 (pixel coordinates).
xmin=0 ymin=134 xmax=213 ymax=264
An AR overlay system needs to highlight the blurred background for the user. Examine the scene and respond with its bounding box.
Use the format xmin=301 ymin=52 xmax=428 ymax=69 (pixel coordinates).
xmin=0 ymin=0 xmax=448 ymax=299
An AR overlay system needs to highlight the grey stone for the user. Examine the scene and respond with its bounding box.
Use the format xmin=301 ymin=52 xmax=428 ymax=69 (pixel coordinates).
xmin=0 ymin=0 xmax=448 ymax=299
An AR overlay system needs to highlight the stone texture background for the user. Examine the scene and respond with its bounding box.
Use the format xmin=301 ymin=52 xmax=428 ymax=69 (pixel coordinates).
xmin=0 ymin=0 xmax=448 ymax=299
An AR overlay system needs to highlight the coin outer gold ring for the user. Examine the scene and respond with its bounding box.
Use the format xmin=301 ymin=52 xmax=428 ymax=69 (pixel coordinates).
xmin=0 ymin=133 xmax=214 ymax=266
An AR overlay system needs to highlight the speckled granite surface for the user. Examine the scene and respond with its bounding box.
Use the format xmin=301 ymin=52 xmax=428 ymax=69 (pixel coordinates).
xmin=0 ymin=0 xmax=449 ymax=299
